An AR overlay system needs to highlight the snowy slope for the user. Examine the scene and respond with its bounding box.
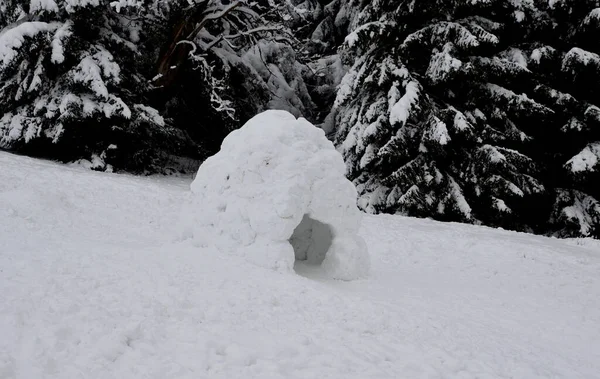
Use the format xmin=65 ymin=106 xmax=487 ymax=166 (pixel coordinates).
xmin=1 ymin=151 xmax=599 ymax=379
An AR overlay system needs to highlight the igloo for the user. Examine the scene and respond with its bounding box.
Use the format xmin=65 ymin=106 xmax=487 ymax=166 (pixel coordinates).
xmin=180 ymin=110 xmax=370 ymax=280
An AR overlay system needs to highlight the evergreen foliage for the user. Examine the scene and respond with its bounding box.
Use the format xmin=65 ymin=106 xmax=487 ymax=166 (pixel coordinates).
xmin=2 ymin=0 xmax=600 ymax=238
xmin=0 ymin=0 xmax=188 ymax=172
xmin=0 ymin=0 xmax=315 ymax=171
xmin=330 ymin=0 xmax=600 ymax=237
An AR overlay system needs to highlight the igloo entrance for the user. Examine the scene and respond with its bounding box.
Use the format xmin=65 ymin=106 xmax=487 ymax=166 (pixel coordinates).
xmin=290 ymin=214 xmax=333 ymax=275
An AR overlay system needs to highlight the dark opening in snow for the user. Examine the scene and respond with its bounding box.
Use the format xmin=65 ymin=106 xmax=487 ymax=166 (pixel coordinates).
xmin=290 ymin=214 xmax=333 ymax=276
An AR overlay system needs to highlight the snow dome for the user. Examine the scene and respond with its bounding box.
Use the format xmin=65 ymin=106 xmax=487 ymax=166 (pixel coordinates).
xmin=180 ymin=110 xmax=370 ymax=280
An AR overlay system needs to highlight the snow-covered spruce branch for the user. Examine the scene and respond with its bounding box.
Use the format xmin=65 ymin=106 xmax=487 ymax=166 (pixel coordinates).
xmin=175 ymin=40 xmax=198 ymax=56
xmin=185 ymin=1 xmax=245 ymax=41
xmin=156 ymin=0 xmax=278 ymax=81
xmin=0 ymin=15 xmax=35 ymax=35
xmin=203 ymin=25 xmax=284 ymax=51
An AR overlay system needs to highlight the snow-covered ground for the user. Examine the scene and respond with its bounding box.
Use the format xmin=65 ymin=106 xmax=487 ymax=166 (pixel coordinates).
xmin=1 ymin=151 xmax=599 ymax=379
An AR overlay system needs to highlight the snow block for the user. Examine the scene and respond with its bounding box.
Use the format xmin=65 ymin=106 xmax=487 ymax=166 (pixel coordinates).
xmin=180 ymin=110 xmax=370 ymax=280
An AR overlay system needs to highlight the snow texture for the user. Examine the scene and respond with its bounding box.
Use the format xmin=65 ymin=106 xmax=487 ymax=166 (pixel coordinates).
xmin=426 ymin=44 xmax=462 ymax=84
xmin=427 ymin=116 xmax=450 ymax=146
xmin=566 ymin=142 xmax=600 ymax=173
xmin=179 ymin=110 xmax=370 ymax=280
xmin=558 ymin=190 xmax=600 ymax=237
xmin=242 ymin=41 xmax=315 ymax=119
xmin=30 ymin=0 xmax=59 ymax=13
xmin=530 ymin=46 xmax=555 ymax=64
xmin=389 ymin=81 xmax=420 ymax=126
xmin=50 ymin=21 xmax=72 ymax=64
xmin=72 ymin=48 xmax=121 ymax=99
xmin=563 ymin=48 xmax=600 ymax=70
xmin=1 ymin=150 xmax=600 ymax=379
xmin=584 ymin=8 xmax=600 ymax=26
xmin=344 ymin=21 xmax=391 ymax=48
xmin=0 ymin=21 xmax=60 ymax=69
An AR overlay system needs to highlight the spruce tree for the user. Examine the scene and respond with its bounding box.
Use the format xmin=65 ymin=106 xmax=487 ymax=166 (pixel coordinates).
xmin=0 ymin=0 xmax=188 ymax=172
xmin=0 ymin=0 xmax=304 ymax=171
xmin=330 ymin=0 xmax=600 ymax=237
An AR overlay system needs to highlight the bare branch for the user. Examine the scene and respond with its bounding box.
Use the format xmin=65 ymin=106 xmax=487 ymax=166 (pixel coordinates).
xmin=175 ymin=40 xmax=198 ymax=56
xmin=204 ymin=25 xmax=282 ymax=51
xmin=223 ymin=25 xmax=283 ymax=40
xmin=185 ymin=1 xmax=242 ymax=41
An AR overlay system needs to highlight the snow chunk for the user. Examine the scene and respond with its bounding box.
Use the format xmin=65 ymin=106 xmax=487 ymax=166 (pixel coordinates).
xmin=72 ymin=48 xmax=121 ymax=98
xmin=448 ymin=175 xmax=472 ymax=218
xmin=493 ymin=197 xmax=512 ymax=213
xmin=530 ymin=46 xmax=555 ymax=64
xmin=554 ymin=189 xmax=600 ymax=237
xmin=30 ymin=0 xmax=59 ymax=13
xmin=566 ymin=142 xmax=600 ymax=173
xmin=180 ymin=110 xmax=370 ymax=280
xmin=51 ymin=22 xmax=72 ymax=64
xmin=453 ymin=110 xmax=473 ymax=132
xmin=389 ymin=81 xmax=421 ymax=126
xmin=344 ymin=21 xmax=392 ymax=48
xmin=133 ymin=104 xmax=164 ymax=127
xmin=500 ymin=48 xmax=529 ymax=69
xmin=563 ymin=48 xmax=600 ymax=70
xmin=481 ymin=144 xmax=506 ymax=163
xmin=548 ymin=0 xmax=560 ymax=8
xmin=583 ymin=8 xmax=600 ymax=26
xmin=426 ymin=44 xmax=463 ymax=84
xmin=514 ymin=10 xmax=525 ymax=22
xmin=424 ymin=116 xmax=450 ymax=146
xmin=64 ymin=0 xmax=100 ymax=13
xmin=0 ymin=21 xmax=60 ymax=69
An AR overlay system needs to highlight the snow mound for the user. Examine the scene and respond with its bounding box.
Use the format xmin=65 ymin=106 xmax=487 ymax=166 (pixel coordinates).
xmin=180 ymin=110 xmax=370 ymax=280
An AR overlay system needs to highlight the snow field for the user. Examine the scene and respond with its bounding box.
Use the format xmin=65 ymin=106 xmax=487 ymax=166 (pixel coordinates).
xmin=1 ymin=151 xmax=600 ymax=378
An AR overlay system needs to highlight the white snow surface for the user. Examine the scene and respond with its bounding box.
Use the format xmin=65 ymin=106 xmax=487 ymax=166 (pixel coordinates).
xmin=179 ymin=110 xmax=369 ymax=281
xmin=1 ymin=150 xmax=600 ymax=379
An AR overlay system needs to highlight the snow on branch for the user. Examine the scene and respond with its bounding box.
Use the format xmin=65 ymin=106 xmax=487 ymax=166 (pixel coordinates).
xmin=562 ymin=48 xmax=600 ymax=73
xmin=156 ymin=0 xmax=281 ymax=89
xmin=0 ymin=21 xmax=61 ymax=69
xmin=426 ymin=43 xmax=463 ymax=85
xmin=582 ymin=8 xmax=600 ymax=27
xmin=186 ymin=1 xmax=244 ymax=41
xmin=71 ymin=48 xmax=121 ymax=99
xmin=566 ymin=142 xmax=600 ymax=174
xmin=552 ymin=189 xmax=600 ymax=237
xmin=51 ymin=21 xmax=73 ymax=64
xmin=389 ymin=80 xmax=421 ymax=126
xmin=403 ymin=22 xmax=481 ymax=53
xmin=202 ymin=25 xmax=283 ymax=51
xmin=344 ymin=21 xmax=394 ymax=49
xmin=30 ymin=0 xmax=59 ymax=13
